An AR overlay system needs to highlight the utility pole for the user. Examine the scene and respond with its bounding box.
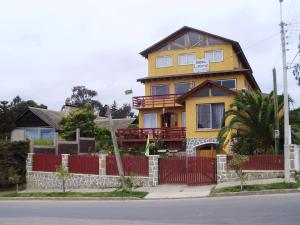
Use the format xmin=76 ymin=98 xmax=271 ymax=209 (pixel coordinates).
xmin=279 ymin=0 xmax=290 ymax=182
xmin=106 ymin=105 xmax=126 ymax=190
xmin=272 ymin=68 xmax=280 ymax=154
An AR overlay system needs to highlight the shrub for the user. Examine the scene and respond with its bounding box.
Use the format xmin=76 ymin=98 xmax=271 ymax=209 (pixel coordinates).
xmin=0 ymin=141 xmax=29 ymax=188
xmin=228 ymin=155 xmax=249 ymax=190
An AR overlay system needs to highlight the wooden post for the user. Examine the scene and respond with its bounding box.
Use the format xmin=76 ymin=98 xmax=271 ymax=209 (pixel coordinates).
xmin=106 ymin=106 xmax=126 ymax=190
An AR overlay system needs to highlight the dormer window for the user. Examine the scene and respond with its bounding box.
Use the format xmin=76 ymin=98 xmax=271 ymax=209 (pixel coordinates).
xmin=205 ymin=50 xmax=224 ymax=62
xmin=215 ymin=79 xmax=236 ymax=90
xmin=178 ymin=53 xmax=196 ymax=65
xmin=156 ymin=56 xmax=173 ymax=68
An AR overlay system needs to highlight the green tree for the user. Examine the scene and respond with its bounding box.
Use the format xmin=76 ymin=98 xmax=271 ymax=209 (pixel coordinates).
xmin=0 ymin=96 xmax=47 ymax=139
xmin=218 ymin=91 xmax=285 ymax=154
xmin=110 ymin=101 xmax=134 ymax=119
xmin=95 ymin=127 xmax=113 ymax=153
xmin=65 ymin=86 xmax=106 ymax=116
xmin=227 ymin=155 xmax=249 ymax=190
xmin=56 ymin=165 xmax=70 ymax=193
xmin=60 ymin=106 xmax=97 ymax=140
xmin=8 ymin=174 xmax=21 ymax=192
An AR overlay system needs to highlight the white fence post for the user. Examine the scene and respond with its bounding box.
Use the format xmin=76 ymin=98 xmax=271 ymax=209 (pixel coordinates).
xmin=216 ymin=154 xmax=227 ymax=183
xmin=61 ymin=154 xmax=70 ymax=172
xmin=99 ymin=154 xmax=107 ymax=175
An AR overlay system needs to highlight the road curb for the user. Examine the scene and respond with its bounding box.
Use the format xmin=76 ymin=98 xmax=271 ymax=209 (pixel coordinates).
xmin=0 ymin=197 xmax=142 ymax=201
xmin=210 ymin=188 xmax=300 ymax=197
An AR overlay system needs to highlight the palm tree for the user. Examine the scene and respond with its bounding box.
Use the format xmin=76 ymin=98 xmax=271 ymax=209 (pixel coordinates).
xmin=218 ymin=91 xmax=284 ymax=154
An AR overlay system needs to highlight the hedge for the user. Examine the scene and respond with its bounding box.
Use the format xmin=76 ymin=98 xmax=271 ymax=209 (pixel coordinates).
xmin=0 ymin=141 xmax=29 ymax=188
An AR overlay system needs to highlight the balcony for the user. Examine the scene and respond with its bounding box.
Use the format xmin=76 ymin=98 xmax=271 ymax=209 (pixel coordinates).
xmin=132 ymin=94 xmax=183 ymax=109
xmin=116 ymin=127 xmax=186 ymax=142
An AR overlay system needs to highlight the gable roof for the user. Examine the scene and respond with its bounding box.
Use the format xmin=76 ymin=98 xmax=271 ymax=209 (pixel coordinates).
xmin=140 ymin=26 xmax=252 ymax=72
xmin=176 ymin=80 xmax=237 ymax=104
xmin=15 ymin=107 xmax=66 ymax=130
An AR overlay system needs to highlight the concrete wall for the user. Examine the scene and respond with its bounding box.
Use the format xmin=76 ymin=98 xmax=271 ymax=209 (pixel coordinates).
xmin=26 ymin=153 xmax=159 ymax=190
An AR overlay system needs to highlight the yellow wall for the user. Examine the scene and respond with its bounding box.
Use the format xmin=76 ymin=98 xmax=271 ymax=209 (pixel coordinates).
xmin=148 ymin=44 xmax=241 ymax=77
xmin=138 ymin=107 xmax=185 ymax=128
xmin=144 ymin=73 xmax=247 ymax=95
xmin=184 ymin=95 xmax=235 ymax=139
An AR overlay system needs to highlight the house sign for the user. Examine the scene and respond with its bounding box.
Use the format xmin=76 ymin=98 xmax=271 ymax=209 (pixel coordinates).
xmin=193 ymin=59 xmax=209 ymax=73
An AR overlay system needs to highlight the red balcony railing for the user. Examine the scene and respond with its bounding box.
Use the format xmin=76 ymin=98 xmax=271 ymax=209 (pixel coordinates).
xmin=132 ymin=94 xmax=183 ymax=109
xmin=116 ymin=127 xmax=186 ymax=142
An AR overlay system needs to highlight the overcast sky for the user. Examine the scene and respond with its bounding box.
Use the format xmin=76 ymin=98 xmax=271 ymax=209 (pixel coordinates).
xmin=1 ymin=0 xmax=300 ymax=110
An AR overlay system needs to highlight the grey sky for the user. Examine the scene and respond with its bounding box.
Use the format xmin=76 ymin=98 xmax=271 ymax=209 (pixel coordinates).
xmin=1 ymin=0 xmax=300 ymax=110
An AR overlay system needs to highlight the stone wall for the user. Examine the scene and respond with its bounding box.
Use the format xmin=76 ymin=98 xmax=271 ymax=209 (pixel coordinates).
xmin=186 ymin=138 xmax=218 ymax=156
xmin=216 ymin=154 xmax=285 ymax=183
xmin=26 ymin=153 xmax=159 ymax=190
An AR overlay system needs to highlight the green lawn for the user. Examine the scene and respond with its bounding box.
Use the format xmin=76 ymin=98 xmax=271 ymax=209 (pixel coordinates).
xmin=0 ymin=190 xmax=148 ymax=198
xmin=212 ymin=182 xmax=300 ymax=193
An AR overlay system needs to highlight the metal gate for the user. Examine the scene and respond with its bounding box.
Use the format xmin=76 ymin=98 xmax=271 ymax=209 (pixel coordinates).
xmin=159 ymin=156 xmax=216 ymax=185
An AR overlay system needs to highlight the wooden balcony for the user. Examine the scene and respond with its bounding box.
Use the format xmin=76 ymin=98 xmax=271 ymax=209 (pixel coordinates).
xmin=132 ymin=94 xmax=183 ymax=109
xmin=116 ymin=127 xmax=186 ymax=142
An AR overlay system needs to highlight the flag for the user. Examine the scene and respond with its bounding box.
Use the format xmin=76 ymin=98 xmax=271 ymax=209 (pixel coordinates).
xmin=125 ymin=89 xmax=133 ymax=95
xmin=145 ymin=134 xmax=150 ymax=157
xmin=223 ymin=130 xmax=232 ymax=154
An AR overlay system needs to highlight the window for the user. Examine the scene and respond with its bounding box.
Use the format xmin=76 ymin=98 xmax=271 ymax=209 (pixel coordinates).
xmin=197 ymin=103 xmax=224 ymax=129
xmin=25 ymin=128 xmax=39 ymax=140
xmin=151 ymin=84 xmax=169 ymax=96
xmin=193 ymin=86 xmax=209 ymax=97
xmin=178 ymin=53 xmax=196 ymax=65
xmin=156 ymin=56 xmax=173 ymax=68
xmin=25 ymin=128 xmax=55 ymax=140
xmin=211 ymin=87 xmax=227 ymax=96
xmin=175 ymin=82 xmax=192 ymax=94
xmin=204 ymin=50 xmax=224 ymax=62
xmin=215 ymin=79 xmax=236 ymax=90
xmin=182 ymin=112 xmax=186 ymax=127
xmin=144 ymin=113 xmax=157 ymax=128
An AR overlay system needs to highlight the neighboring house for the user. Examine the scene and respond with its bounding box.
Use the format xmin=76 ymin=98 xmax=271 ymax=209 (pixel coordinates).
xmin=116 ymin=26 xmax=260 ymax=157
xmin=11 ymin=105 xmax=134 ymax=141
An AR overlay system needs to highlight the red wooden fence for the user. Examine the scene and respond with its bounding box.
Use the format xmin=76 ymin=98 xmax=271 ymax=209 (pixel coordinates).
xmin=159 ymin=157 xmax=216 ymax=185
xmin=227 ymin=155 xmax=284 ymax=170
xmin=106 ymin=156 xmax=149 ymax=176
xmin=68 ymin=155 xmax=99 ymax=175
xmin=32 ymin=154 xmax=62 ymax=172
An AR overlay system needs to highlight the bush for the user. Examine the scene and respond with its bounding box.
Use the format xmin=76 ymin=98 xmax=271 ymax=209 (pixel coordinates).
xmin=95 ymin=127 xmax=113 ymax=153
xmin=0 ymin=141 xmax=29 ymax=188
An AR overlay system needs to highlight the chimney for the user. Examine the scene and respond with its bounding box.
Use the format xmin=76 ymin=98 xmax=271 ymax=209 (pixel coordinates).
xmin=61 ymin=104 xmax=79 ymax=115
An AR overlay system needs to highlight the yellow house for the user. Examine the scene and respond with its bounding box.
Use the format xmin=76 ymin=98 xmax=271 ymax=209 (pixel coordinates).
xmin=117 ymin=26 xmax=260 ymax=156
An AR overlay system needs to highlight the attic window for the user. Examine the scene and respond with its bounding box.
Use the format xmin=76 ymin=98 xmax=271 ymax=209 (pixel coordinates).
xmin=193 ymin=87 xmax=209 ymax=97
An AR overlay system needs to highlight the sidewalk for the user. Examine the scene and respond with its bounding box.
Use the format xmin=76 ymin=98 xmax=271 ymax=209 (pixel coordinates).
xmin=137 ymin=184 xmax=214 ymax=199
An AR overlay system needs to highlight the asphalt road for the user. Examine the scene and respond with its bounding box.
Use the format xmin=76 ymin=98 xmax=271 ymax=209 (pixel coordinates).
xmin=1 ymin=193 xmax=300 ymax=225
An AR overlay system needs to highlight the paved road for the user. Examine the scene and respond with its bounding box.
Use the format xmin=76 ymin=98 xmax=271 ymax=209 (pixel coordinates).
xmin=1 ymin=193 xmax=300 ymax=225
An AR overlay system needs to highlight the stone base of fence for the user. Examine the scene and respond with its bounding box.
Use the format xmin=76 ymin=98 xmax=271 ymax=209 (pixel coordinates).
xmin=26 ymin=171 xmax=151 ymax=190
xmin=224 ymin=170 xmax=284 ymax=183
xmin=26 ymin=153 xmax=160 ymax=190
xmin=216 ymin=154 xmax=286 ymax=184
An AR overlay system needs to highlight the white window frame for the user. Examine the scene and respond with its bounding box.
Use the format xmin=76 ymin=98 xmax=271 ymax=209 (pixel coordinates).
xmin=143 ymin=113 xmax=157 ymax=128
xmin=25 ymin=127 xmax=55 ymax=140
xmin=204 ymin=50 xmax=224 ymax=62
xmin=178 ymin=53 xmax=196 ymax=65
xmin=196 ymin=103 xmax=224 ymax=130
xmin=156 ymin=56 xmax=173 ymax=68
xmin=216 ymin=79 xmax=236 ymax=90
